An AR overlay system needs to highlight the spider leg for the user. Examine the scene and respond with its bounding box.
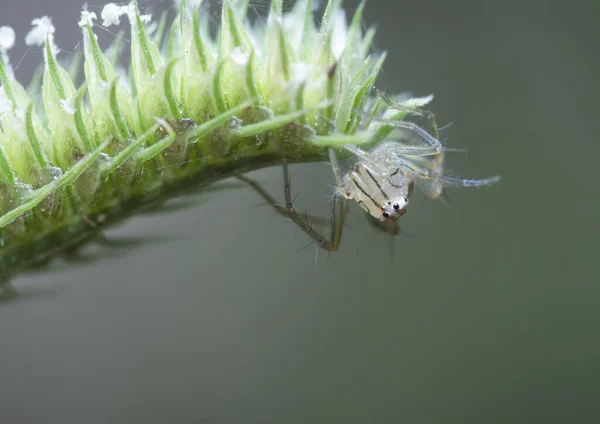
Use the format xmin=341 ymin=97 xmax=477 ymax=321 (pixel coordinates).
xmin=280 ymin=154 xmax=347 ymax=252
xmin=234 ymin=172 xmax=290 ymax=218
xmin=377 ymin=89 xmax=441 ymax=140
xmin=377 ymin=91 xmax=499 ymax=196
xmin=343 ymin=144 xmax=388 ymax=175
xmin=368 ymin=118 xmax=442 ymax=152
xmin=394 ymin=156 xmax=501 ymax=188
xmin=398 ymin=105 xmax=448 ymax=198
xmin=233 ymin=171 xmax=326 ymax=226
xmin=328 ymin=147 xmax=346 ymax=195
xmin=234 ymin=158 xmax=347 ymax=252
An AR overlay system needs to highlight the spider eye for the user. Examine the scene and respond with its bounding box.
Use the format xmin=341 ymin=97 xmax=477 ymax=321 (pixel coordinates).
xmin=382 ymin=212 xmax=390 ymax=219
xmin=393 ymin=203 xmax=400 ymax=210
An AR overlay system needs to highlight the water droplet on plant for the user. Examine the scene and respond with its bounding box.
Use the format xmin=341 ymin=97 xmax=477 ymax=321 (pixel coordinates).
xmin=43 ymin=166 xmax=63 ymax=181
xmin=228 ymin=116 xmax=242 ymax=130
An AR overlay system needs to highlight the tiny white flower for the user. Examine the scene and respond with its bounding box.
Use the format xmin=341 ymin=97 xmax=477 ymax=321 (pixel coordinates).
xmin=0 ymin=26 xmax=16 ymax=51
xmin=25 ymin=16 xmax=58 ymax=58
xmin=124 ymin=3 xmax=151 ymax=26
xmin=25 ymin=16 xmax=55 ymax=46
xmin=78 ymin=11 xmax=97 ymax=28
xmin=101 ymin=3 xmax=129 ymax=27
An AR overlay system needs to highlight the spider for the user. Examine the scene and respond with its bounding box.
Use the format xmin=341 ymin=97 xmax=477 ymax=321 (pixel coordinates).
xmin=235 ymin=95 xmax=500 ymax=252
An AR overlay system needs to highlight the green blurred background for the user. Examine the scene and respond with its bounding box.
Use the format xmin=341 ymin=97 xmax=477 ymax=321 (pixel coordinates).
xmin=1 ymin=0 xmax=599 ymax=422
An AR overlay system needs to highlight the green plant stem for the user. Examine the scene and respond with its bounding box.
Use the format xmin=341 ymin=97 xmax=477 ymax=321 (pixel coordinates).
xmin=0 ymin=145 xmax=340 ymax=282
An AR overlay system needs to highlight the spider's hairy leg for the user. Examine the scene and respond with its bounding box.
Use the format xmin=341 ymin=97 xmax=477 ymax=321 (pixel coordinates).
xmin=279 ymin=154 xmax=347 ymax=252
xmin=376 ymin=88 xmax=441 ymax=140
xmin=328 ymin=147 xmax=346 ymax=196
xmin=234 ymin=159 xmax=348 ymax=253
xmin=395 ymin=156 xmax=501 ymax=188
xmin=343 ymin=144 xmax=386 ymax=174
xmin=377 ymin=91 xmax=452 ymax=199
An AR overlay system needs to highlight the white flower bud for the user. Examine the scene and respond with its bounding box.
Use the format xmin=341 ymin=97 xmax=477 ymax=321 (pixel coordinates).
xmin=0 ymin=26 xmax=15 ymax=51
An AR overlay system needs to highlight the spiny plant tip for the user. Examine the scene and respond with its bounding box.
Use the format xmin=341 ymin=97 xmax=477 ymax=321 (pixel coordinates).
xmin=0 ymin=0 xmax=398 ymax=279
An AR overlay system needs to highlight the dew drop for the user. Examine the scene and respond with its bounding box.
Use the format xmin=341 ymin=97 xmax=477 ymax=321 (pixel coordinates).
xmin=42 ymin=166 xmax=63 ymax=181
xmin=227 ymin=116 xmax=242 ymax=130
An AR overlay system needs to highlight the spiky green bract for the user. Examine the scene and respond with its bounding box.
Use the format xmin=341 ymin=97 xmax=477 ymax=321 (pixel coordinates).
xmin=0 ymin=0 xmax=401 ymax=280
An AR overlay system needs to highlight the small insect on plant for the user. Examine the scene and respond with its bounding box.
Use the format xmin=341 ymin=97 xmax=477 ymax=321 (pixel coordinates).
xmin=236 ymin=91 xmax=501 ymax=252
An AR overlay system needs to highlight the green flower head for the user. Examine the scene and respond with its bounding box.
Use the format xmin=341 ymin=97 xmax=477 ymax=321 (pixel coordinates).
xmin=0 ymin=0 xmax=499 ymax=281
